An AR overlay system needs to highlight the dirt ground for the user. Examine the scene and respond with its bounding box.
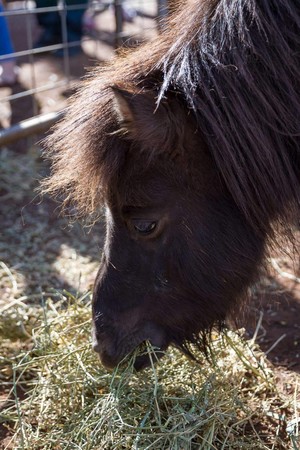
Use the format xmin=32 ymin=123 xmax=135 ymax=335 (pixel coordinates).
xmin=0 ymin=1 xmax=300 ymax=447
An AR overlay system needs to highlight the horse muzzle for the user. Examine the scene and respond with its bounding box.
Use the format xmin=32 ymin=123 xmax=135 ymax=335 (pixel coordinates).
xmin=92 ymin=322 xmax=168 ymax=370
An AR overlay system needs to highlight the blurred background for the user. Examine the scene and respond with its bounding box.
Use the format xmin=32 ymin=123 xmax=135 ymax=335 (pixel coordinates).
xmin=0 ymin=0 xmax=169 ymax=148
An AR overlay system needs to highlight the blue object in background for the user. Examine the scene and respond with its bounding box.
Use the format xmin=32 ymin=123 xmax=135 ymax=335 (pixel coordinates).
xmin=0 ymin=2 xmax=15 ymax=61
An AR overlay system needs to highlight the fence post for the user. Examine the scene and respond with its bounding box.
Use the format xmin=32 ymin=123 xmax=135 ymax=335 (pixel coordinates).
xmin=114 ymin=0 xmax=123 ymax=47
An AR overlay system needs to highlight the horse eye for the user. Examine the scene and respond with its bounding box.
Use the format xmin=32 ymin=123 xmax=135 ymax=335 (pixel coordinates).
xmin=132 ymin=220 xmax=157 ymax=235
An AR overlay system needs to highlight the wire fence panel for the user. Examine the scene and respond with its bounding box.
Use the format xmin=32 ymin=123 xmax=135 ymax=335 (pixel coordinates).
xmin=0 ymin=0 xmax=167 ymax=146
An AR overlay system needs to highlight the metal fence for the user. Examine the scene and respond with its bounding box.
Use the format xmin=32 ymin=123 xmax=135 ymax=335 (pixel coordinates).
xmin=0 ymin=0 xmax=167 ymax=147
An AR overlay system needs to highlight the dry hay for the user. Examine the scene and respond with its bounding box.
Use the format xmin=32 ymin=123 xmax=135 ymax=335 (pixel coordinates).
xmin=0 ymin=293 xmax=298 ymax=450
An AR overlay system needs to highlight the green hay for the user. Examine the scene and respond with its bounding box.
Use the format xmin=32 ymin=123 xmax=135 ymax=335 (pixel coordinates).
xmin=0 ymin=293 xmax=297 ymax=450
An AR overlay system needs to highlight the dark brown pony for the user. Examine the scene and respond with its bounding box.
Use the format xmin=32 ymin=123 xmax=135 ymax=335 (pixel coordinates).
xmin=42 ymin=0 xmax=300 ymax=369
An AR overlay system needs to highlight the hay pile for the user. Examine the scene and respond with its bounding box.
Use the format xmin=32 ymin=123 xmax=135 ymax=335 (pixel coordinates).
xmin=0 ymin=293 xmax=296 ymax=450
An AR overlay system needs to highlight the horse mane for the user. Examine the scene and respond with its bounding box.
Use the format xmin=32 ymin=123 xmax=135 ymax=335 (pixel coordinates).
xmin=42 ymin=0 xmax=300 ymax=237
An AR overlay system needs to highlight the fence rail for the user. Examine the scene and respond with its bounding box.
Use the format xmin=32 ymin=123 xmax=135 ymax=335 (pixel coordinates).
xmin=0 ymin=0 xmax=167 ymax=146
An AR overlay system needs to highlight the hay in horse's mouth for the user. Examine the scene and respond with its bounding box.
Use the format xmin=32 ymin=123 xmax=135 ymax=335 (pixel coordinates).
xmin=133 ymin=342 xmax=167 ymax=371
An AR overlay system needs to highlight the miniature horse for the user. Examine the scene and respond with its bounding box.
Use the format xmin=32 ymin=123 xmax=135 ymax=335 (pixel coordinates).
xmin=42 ymin=0 xmax=300 ymax=369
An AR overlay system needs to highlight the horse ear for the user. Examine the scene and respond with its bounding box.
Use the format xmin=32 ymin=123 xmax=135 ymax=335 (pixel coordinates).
xmin=111 ymin=86 xmax=171 ymax=145
xmin=111 ymin=86 xmax=136 ymax=131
